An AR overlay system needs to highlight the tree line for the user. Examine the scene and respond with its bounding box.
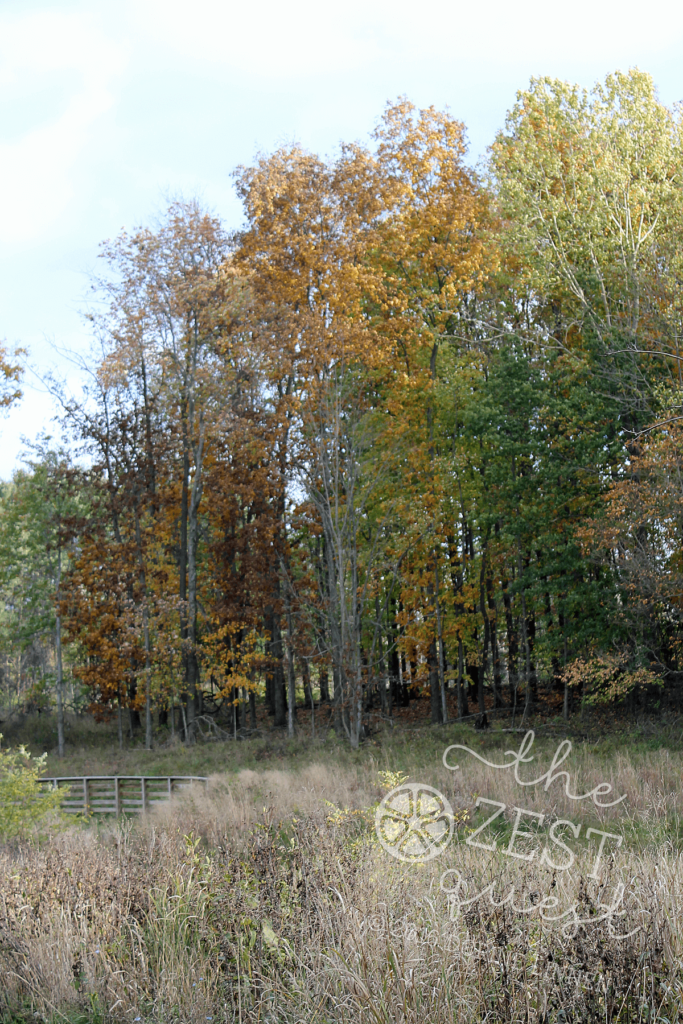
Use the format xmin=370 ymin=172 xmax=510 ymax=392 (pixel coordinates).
xmin=2 ymin=70 xmax=683 ymax=750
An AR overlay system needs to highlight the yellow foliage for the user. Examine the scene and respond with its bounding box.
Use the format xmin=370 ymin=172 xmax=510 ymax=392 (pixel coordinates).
xmin=561 ymin=655 xmax=662 ymax=706
xmin=200 ymin=620 xmax=261 ymax=700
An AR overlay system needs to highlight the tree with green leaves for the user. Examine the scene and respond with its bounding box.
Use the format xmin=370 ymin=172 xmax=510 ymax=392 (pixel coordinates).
xmin=0 ymin=448 xmax=85 ymax=754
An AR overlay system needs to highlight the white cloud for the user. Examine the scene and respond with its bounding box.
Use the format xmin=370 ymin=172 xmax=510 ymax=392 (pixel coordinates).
xmin=0 ymin=9 xmax=127 ymax=251
xmin=135 ymin=0 xmax=683 ymax=77
xmin=135 ymin=0 xmax=383 ymax=77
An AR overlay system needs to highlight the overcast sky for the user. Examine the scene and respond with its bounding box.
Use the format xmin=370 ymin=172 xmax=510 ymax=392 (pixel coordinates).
xmin=1 ymin=0 xmax=682 ymax=479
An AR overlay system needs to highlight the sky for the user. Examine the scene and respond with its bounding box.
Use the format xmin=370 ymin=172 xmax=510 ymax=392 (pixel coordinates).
xmin=1 ymin=0 xmax=683 ymax=479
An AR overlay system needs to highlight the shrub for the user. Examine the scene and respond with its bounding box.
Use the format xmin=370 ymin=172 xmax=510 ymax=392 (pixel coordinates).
xmin=0 ymin=734 xmax=63 ymax=841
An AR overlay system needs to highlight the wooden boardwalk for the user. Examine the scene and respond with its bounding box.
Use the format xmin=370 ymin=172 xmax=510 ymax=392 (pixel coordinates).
xmin=38 ymin=775 xmax=208 ymax=816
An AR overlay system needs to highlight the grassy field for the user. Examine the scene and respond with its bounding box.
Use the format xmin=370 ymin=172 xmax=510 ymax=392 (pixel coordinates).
xmin=1 ymin=711 xmax=683 ymax=1022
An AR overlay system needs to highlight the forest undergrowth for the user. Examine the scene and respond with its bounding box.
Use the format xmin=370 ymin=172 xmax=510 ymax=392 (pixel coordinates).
xmin=4 ymin=703 xmax=682 ymax=780
xmin=2 ymin=723 xmax=683 ymax=1022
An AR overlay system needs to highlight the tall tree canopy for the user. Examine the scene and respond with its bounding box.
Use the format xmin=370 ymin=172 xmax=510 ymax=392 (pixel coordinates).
xmin=3 ymin=73 xmax=683 ymax=748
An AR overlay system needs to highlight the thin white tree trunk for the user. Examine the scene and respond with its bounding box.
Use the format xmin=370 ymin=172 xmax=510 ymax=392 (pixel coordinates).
xmin=117 ymin=686 xmax=124 ymax=750
xmin=435 ymin=559 xmax=448 ymax=724
xmin=186 ymin=419 xmax=205 ymax=743
xmin=143 ymin=613 xmax=152 ymax=750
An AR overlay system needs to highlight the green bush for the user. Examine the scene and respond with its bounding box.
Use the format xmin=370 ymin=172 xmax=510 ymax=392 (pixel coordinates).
xmin=0 ymin=735 xmax=63 ymax=841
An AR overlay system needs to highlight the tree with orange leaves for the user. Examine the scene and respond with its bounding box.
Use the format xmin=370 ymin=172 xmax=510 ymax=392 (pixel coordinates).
xmin=61 ymin=201 xmax=258 ymax=743
xmin=233 ymin=100 xmax=487 ymax=742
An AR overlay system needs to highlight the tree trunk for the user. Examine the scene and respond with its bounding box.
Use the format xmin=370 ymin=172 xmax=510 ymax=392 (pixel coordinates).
xmin=285 ymin=596 xmax=296 ymax=738
xmin=186 ymin=421 xmax=205 ymax=744
xmin=527 ymin=609 xmax=538 ymax=705
xmin=300 ymin=657 xmax=315 ymax=738
xmin=264 ymin=607 xmax=276 ymax=715
xmin=562 ymin=624 xmax=569 ymax=721
xmin=388 ymin=606 xmax=401 ymax=710
xmin=135 ymin=507 xmax=153 ymax=751
xmin=332 ymin=664 xmax=343 ymax=735
xmin=477 ymin=532 xmax=491 ymax=717
xmin=144 ymin=627 xmax=152 ymax=750
xmin=429 ymin=639 xmax=442 ymax=723
xmin=318 ymin=665 xmax=330 ymax=703
xmin=179 ymin=432 xmax=190 ymax=735
xmin=457 ymin=637 xmax=468 ymax=718
xmin=434 ymin=562 xmax=448 ymax=724
xmin=55 ymin=547 xmax=65 ymax=759
xmin=486 ymin=576 xmax=503 ymax=709
xmin=301 ymin=656 xmax=313 ymax=708
xmin=271 ymin=609 xmax=287 ymax=728
xmin=502 ymin=575 xmax=519 ymax=710
xmin=375 ymin=596 xmax=388 ymax=717
xmin=517 ymin=542 xmax=532 ymax=724
xmin=117 ymin=691 xmax=124 ymax=750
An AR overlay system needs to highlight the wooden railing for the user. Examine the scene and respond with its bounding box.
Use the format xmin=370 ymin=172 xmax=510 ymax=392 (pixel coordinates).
xmin=38 ymin=776 xmax=208 ymax=816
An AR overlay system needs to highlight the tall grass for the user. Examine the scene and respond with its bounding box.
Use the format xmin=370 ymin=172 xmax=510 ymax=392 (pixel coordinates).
xmin=1 ymin=740 xmax=683 ymax=1022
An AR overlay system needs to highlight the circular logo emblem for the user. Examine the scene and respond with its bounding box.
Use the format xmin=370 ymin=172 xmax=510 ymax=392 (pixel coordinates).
xmin=375 ymin=783 xmax=454 ymax=862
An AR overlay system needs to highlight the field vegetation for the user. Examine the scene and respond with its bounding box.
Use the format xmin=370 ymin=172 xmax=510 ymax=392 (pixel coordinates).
xmin=1 ymin=716 xmax=683 ymax=1022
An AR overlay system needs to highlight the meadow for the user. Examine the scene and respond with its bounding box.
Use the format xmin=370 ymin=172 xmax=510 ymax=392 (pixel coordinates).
xmin=1 ymin=713 xmax=683 ymax=1023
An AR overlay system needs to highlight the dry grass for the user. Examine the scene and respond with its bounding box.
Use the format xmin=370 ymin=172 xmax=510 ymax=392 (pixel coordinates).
xmin=1 ymin=739 xmax=683 ymax=1022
